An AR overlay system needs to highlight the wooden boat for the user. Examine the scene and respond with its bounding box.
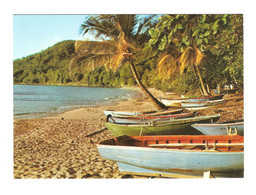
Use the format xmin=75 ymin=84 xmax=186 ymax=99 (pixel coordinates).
xmin=165 ymin=92 xmax=176 ymax=95
xmin=107 ymin=111 xmax=197 ymax=124
xmin=213 ymin=89 xmax=237 ymax=94
xmin=192 ymin=119 xmax=244 ymax=136
xmin=103 ymin=109 xmax=183 ymax=117
xmin=181 ymin=94 xmax=225 ymax=102
xmin=97 ymin=135 xmax=244 ymax=178
xmin=105 ymin=114 xmax=220 ymax=136
xmin=159 ymin=94 xmax=225 ymax=106
xmin=159 ymin=97 xmax=187 ymax=106
xmin=181 ymin=99 xmax=227 ymax=111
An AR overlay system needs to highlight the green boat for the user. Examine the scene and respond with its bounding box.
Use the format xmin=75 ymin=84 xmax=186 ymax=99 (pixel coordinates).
xmin=105 ymin=114 xmax=221 ymax=136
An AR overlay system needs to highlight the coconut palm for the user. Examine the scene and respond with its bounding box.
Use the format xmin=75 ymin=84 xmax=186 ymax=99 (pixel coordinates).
xmin=148 ymin=14 xmax=226 ymax=96
xmin=157 ymin=46 xmax=210 ymax=96
xmin=69 ymin=15 xmax=167 ymax=111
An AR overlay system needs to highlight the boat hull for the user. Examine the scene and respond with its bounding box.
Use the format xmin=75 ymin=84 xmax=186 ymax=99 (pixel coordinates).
xmin=159 ymin=94 xmax=225 ymax=106
xmin=105 ymin=114 xmax=220 ymax=136
xmin=181 ymin=99 xmax=227 ymax=110
xmin=213 ymin=89 xmax=237 ymax=94
xmin=98 ymin=143 xmax=243 ymax=177
xmin=192 ymin=122 xmax=244 ymax=136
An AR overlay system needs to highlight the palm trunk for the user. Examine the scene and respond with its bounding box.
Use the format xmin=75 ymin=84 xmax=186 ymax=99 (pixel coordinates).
xmin=195 ymin=66 xmax=211 ymax=96
xmin=129 ymin=62 xmax=167 ymax=111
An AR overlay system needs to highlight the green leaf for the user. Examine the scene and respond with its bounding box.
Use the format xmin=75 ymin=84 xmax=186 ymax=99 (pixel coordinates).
xmin=149 ymin=38 xmax=158 ymax=45
xmin=149 ymin=28 xmax=160 ymax=38
xmin=202 ymin=23 xmax=210 ymax=29
xmin=222 ymin=17 xmax=227 ymax=25
xmin=184 ymin=40 xmax=190 ymax=47
xmin=213 ymin=30 xmax=218 ymax=35
xmin=177 ymin=24 xmax=183 ymax=29
xmin=212 ymin=19 xmax=220 ymax=30
xmin=180 ymin=46 xmax=184 ymax=52
xmin=197 ymin=38 xmax=203 ymax=45
xmin=192 ymin=29 xmax=200 ymax=36
xmin=167 ymin=31 xmax=173 ymax=43
xmin=203 ymin=38 xmax=208 ymax=44
xmin=182 ymin=35 xmax=188 ymax=42
xmin=174 ymin=25 xmax=178 ymax=33
xmin=176 ymin=14 xmax=181 ymax=19
xmin=159 ymin=35 xmax=167 ymax=50
xmin=200 ymin=14 xmax=206 ymax=23
xmin=204 ymin=30 xmax=211 ymax=37
xmin=159 ymin=41 xmax=166 ymax=50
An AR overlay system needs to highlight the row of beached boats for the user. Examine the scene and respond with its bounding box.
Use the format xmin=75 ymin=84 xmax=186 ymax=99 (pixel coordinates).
xmin=97 ymin=93 xmax=244 ymax=178
xmin=158 ymin=93 xmax=226 ymax=110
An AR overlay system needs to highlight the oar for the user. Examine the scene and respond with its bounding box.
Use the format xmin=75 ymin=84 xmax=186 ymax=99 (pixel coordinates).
xmin=85 ymin=127 xmax=108 ymax=137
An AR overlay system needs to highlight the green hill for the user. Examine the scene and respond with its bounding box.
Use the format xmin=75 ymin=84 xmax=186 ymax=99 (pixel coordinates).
xmin=14 ymin=40 xmax=75 ymax=85
xmin=13 ymin=39 xmax=243 ymax=94
xmin=13 ymin=40 xmax=138 ymax=88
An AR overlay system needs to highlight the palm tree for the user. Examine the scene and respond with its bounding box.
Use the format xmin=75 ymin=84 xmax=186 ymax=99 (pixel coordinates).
xmin=157 ymin=46 xmax=210 ymax=96
xmin=69 ymin=15 xmax=167 ymax=111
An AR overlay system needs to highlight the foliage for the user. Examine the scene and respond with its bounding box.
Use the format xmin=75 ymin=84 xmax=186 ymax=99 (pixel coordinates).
xmin=13 ymin=40 xmax=75 ymax=84
xmin=141 ymin=14 xmax=243 ymax=92
xmin=13 ymin=40 xmax=136 ymax=87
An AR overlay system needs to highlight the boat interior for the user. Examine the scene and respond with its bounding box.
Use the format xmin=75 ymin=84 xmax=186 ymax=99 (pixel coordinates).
xmin=100 ymin=135 xmax=244 ymax=152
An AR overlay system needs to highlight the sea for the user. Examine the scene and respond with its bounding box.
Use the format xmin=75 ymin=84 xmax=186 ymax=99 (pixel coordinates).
xmin=13 ymin=85 xmax=138 ymax=119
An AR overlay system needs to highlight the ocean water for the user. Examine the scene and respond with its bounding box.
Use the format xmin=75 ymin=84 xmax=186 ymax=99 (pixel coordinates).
xmin=13 ymin=85 xmax=137 ymax=119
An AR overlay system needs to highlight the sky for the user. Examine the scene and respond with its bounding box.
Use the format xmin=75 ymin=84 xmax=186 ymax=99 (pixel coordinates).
xmin=13 ymin=14 xmax=96 ymax=59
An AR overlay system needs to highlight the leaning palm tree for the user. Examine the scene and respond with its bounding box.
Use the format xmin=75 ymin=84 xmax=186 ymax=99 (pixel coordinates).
xmin=69 ymin=15 xmax=167 ymax=111
xmin=157 ymin=46 xmax=210 ymax=96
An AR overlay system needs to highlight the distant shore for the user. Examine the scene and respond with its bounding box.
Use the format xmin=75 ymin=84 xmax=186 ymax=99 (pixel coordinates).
xmin=13 ymin=88 xmax=243 ymax=178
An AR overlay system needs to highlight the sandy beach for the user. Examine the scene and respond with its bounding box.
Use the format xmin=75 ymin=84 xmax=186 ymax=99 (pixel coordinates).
xmin=13 ymin=88 xmax=244 ymax=179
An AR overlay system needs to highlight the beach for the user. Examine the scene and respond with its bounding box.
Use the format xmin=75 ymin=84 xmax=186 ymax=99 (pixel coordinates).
xmin=13 ymin=88 xmax=244 ymax=179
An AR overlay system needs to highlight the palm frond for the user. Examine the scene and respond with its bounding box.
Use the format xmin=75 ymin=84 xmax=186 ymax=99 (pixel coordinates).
xmin=136 ymin=15 xmax=157 ymax=35
xmin=179 ymin=46 xmax=205 ymax=74
xmin=157 ymin=49 xmax=180 ymax=80
xmin=75 ymin=40 xmax=117 ymax=54
xmin=69 ymin=41 xmax=119 ymax=73
xmin=179 ymin=47 xmax=195 ymax=74
xmin=80 ymin=15 xmax=118 ymax=40
xmin=194 ymin=47 xmax=205 ymax=65
xmin=115 ymin=15 xmax=137 ymax=37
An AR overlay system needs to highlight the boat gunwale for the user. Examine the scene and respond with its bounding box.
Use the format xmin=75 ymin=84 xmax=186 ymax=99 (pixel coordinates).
xmin=160 ymin=94 xmax=225 ymax=101
xmin=97 ymin=143 xmax=244 ymax=153
xmin=105 ymin=114 xmax=221 ymax=127
xmin=111 ymin=111 xmax=195 ymax=120
xmin=192 ymin=122 xmax=244 ymax=127
xmin=181 ymin=99 xmax=227 ymax=106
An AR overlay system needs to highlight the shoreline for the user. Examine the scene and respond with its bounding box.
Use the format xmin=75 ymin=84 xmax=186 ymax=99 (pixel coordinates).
xmin=13 ymin=86 xmax=144 ymax=121
xmin=13 ymin=89 xmax=243 ymax=178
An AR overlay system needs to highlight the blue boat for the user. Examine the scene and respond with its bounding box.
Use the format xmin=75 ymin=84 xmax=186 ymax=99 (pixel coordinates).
xmin=183 ymin=93 xmax=225 ymax=102
xmin=191 ymin=119 xmax=244 ymax=136
xmin=213 ymin=89 xmax=237 ymax=94
xmin=97 ymin=135 xmax=244 ymax=178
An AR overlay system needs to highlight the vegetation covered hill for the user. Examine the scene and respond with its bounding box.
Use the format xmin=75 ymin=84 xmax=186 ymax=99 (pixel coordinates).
xmin=13 ymin=40 xmax=138 ymax=87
